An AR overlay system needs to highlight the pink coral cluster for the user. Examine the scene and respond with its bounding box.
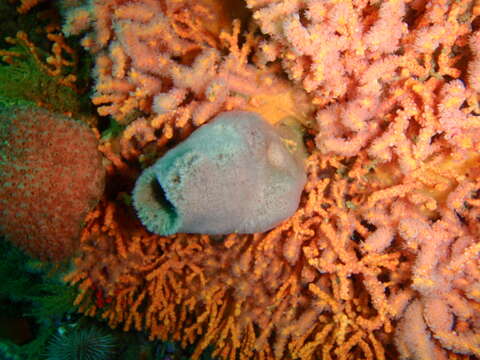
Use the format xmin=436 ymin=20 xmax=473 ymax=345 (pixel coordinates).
xmin=247 ymin=0 xmax=480 ymax=168
xmin=62 ymin=0 xmax=311 ymax=163
xmin=58 ymin=0 xmax=480 ymax=359
xmin=362 ymin=181 xmax=480 ymax=359
xmin=0 ymin=104 xmax=104 ymax=261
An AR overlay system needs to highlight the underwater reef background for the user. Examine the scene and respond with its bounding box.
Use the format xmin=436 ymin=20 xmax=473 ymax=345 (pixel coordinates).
xmin=1 ymin=0 xmax=480 ymax=359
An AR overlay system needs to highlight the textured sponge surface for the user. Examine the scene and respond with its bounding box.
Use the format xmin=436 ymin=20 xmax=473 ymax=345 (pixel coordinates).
xmin=0 ymin=104 xmax=105 ymax=261
xmin=133 ymin=111 xmax=306 ymax=235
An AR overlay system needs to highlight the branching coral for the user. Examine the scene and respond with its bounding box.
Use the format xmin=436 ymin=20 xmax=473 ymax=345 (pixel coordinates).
xmin=247 ymin=0 xmax=480 ymax=174
xmin=67 ymin=149 xmax=480 ymax=360
xmin=61 ymin=0 xmax=312 ymax=161
xmin=58 ymin=0 xmax=480 ymax=359
xmin=66 ymin=151 xmax=394 ymax=359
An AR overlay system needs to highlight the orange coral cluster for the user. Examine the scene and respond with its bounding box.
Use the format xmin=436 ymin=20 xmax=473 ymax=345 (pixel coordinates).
xmin=61 ymin=0 xmax=480 ymax=359
xmin=67 ymin=149 xmax=480 ymax=359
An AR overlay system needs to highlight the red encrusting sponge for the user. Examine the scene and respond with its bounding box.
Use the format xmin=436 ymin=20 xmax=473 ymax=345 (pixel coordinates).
xmin=0 ymin=103 xmax=105 ymax=261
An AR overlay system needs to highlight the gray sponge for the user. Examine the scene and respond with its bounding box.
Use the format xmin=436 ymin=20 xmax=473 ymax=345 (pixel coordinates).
xmin=133 ymin=111 xmax=306 ymax=235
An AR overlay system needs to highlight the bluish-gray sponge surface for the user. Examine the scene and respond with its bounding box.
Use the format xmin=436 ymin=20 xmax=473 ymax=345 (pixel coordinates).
xmin=133 ymin=111 xmax=306 ymax=235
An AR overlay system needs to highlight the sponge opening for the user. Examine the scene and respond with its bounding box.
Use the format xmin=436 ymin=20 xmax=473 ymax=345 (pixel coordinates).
xmin=151 ymin=177 xmax=178 ymax=224
xmin=133 ymin=167 xmax=180 ymax=235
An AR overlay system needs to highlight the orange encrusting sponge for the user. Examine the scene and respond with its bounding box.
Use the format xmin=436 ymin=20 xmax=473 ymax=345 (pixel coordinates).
xmin=0 ymin=103 xmax=105 ymax=261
